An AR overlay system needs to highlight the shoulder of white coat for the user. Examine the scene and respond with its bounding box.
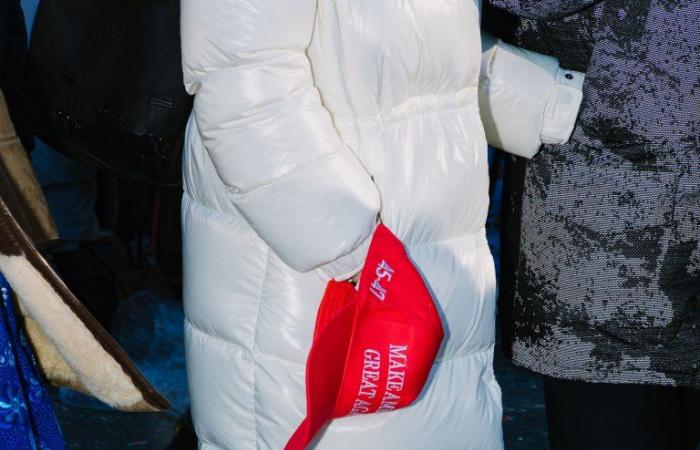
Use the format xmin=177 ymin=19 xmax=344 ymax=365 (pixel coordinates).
xmin=181 ymin=0 xmax=318 ymax=90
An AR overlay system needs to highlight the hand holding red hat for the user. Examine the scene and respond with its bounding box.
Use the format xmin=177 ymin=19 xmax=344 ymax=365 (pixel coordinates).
xmin=286 ymin=225 xmax=444 ymax=450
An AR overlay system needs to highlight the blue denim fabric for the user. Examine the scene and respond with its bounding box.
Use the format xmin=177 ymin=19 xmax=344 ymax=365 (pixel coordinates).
xmin=31 ymin=141 xmax=100 ymax=243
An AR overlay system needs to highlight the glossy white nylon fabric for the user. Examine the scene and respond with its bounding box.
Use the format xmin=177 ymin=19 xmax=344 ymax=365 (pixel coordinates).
xmin=180 ymin=1 xmax=582 ymax=449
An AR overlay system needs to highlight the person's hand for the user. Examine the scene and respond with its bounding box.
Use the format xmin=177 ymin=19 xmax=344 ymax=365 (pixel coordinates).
xmin=349 ymin=271 xmax=361 ymax=286
xmin=348 ymin=215 xmax=381 ymax=286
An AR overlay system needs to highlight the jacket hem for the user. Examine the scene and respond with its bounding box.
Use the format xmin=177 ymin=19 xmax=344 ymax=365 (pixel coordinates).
xmin=512 ymin=354 xmax=700 ymax=390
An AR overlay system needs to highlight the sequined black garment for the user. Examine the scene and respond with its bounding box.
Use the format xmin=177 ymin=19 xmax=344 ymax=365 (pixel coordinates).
xmin=484 ymin=0 xmax=700 ymax=388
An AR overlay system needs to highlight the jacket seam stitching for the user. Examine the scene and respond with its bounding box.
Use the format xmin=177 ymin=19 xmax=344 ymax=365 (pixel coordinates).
xmin=403 ymin=228 xmax=487 ymax=248
xmin=187 ymin=319 xmax=495 ymax=365
xmin=435 ymin=346 xmax=493 ymax=363
xmin=184 ymin=319 xmax=250 ymax=351
xmin=251 ymin=247 xmax=270 ymax=450
xmin=513 ymin=357 xmax=699 ymax=386
xmin=187 ymin=319 xmax=311 ymax=366
xmin=333 ymin=87 xmax=478 ymax=128
xmin=228 ymin=150 xmax=339 ymax=198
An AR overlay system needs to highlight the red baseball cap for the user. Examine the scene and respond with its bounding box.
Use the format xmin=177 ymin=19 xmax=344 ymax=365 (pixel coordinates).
xmin=285 ymin=225 xmax=444 ymax=450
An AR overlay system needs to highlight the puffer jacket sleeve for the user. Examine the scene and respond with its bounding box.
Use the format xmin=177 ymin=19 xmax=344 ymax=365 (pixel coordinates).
xmin=487 ymin=0 xmax=603 ymax=20
xmin=478 ymin=32 xmax=585 ymax=158
xmin=181 ymin=0 xmax=380 ymax=279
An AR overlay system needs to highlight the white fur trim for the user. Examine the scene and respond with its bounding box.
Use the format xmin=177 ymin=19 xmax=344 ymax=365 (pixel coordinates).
xmin=0 ymin=254 xmax=145 ymax=409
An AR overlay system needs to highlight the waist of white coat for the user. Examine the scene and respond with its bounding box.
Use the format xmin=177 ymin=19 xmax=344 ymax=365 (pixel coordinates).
xmin=334 ymin=86 xmax=479 ymax=136
xmin=402 ymin=227 xmax=489 ymax=250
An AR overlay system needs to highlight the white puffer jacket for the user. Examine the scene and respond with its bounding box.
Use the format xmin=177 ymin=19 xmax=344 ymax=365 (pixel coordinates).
xmin=180 ymin=1 xmax=583 ymax=449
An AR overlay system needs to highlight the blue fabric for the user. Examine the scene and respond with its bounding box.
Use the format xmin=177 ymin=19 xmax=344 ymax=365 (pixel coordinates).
xmin=0 ymin=273 xmax=66 ymax=450
xmin=31 ymin=141 xmax=100 ymax=242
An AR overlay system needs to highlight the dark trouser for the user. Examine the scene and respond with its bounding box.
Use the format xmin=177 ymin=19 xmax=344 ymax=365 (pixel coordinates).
xmin=543 ymin=376 xmax=700 ymax=450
